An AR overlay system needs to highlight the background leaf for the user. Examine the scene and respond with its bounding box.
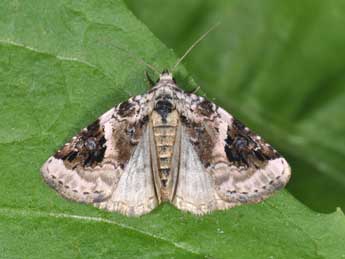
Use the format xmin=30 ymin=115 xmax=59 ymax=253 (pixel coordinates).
xmin=0 ymin=0 xmax=345 ymax=258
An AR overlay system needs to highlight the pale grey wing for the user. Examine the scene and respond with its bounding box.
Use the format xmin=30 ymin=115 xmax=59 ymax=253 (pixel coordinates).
xmin=95 ymin=126 xmax=158 ymax=216
xmin=176 ymin=93 xmax=291 ymax=207
xmin=41 ymin=93 xmax=157 ymax=215
xmin=172 ymin=126 xmax=235 ymax=215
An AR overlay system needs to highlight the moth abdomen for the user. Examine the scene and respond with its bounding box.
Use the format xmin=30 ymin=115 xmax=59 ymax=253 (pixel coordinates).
xmin=151 ymin=109 xmax=179 ymax=200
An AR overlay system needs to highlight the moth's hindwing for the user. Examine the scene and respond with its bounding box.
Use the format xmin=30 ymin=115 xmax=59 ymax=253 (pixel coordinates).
xmin=172 ymin=125 xmax=234 ymax=214
xmin=96 ymin=126 xmax=158 ymax=216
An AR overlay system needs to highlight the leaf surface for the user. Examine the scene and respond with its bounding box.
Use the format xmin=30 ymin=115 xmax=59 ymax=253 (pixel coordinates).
xmin=0 ymin=0 xmax=345 ymax=258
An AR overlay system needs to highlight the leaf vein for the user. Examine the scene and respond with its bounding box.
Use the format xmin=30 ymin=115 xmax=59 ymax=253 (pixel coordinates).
xmin=0 ymin=207 xmax=204 ymax=257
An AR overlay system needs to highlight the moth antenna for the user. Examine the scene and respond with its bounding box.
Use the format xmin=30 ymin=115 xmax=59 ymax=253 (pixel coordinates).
xmin=145 ymin=71 xmax=155 ymax=88
xmin=187 ymin=86 xmax=201 ymax=94
xmin=114 ymin=45 xmax=161 ymax=76
xmin=171 ymin=22 xmax=221 ymax=72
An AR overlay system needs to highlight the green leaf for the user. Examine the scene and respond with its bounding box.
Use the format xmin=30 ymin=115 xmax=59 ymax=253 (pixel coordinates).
xmin=125 ymin=0 xmax=345 ymax=213
xmin=0 ymin=0 xmax=344 ymax=258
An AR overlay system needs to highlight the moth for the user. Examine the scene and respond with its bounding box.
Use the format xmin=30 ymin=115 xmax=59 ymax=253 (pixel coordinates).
xmin=41 ymin=69 xmax=291 ymax=216
xmin=41 ymin=27 xmax=291 ymax=216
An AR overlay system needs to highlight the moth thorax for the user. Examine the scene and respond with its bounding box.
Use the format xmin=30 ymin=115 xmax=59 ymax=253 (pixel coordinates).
xmin=151 ymin=109 xmax=179 ymax=201
xmin=154 ymin=91 xmax=175 ymax=122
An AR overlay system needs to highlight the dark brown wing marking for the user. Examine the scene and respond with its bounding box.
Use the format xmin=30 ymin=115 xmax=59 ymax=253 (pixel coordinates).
xmin=224 ymin=118 xmax=280 ymax=169
xmin=112 ymin=116 xmax=148 ymax=169
xmin=54 ymin=119 xmax=107 ymax=169
xmin=180 ymin=114 xmax=216 ymax=168
xmin=117 ymin=100 xmax=136 ymax=117
xmin=53 ymin=96 xmax=150 ymax=171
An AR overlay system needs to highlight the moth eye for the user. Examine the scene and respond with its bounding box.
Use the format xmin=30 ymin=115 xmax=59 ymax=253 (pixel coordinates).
xmin=85 ymin=138 xmax=97 ymax=150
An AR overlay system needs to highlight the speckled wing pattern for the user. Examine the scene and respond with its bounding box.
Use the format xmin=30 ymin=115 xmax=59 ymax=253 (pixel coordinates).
xmin=41 ymin=72 xmax=291 ymax=216
xmin=175 ymin=93 xmax=290 ymax=213
xmin=41 ymin=93 xmax=157 ymax=215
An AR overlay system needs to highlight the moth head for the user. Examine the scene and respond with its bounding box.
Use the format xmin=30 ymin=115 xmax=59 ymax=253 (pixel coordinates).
xmin=153 ymin=80 xmax=176 ymax=113
xmin=158 ymin=70 xmax=174 ymax=82
xmin=154 ymin=70 xmax=178 ymax=91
